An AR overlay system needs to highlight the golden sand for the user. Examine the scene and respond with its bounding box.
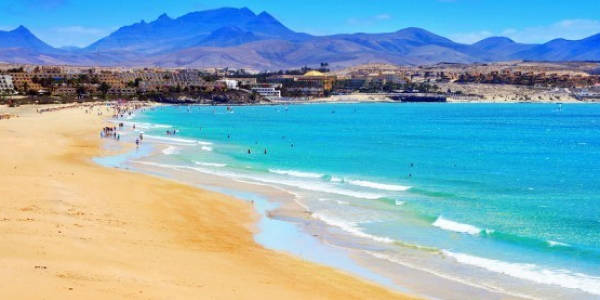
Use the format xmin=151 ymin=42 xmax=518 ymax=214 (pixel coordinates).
xmin=0 ymin=106 xmax=411 ymax=299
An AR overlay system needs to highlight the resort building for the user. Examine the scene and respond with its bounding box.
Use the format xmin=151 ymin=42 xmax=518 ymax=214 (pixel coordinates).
xmin=296 ymin=70 xmax=336 ymax=92
xmin=0 ymin=75 xmax=14 ymax=93
xmin=251 ymin=85 xmax=281 ymax=99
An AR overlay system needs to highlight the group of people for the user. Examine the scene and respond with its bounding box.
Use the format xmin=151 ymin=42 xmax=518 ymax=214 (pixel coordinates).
xmin=100 ymin=126 xmax=120 ymax=141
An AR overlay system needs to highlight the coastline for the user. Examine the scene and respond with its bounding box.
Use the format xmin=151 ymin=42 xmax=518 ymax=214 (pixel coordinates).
xmin=0 ymin=105 xmax=410 ymax=299
xmin=122 ymin=153 xmax=540 ymax=300
xmin=110 ymin=103 xmax=600 ymax=300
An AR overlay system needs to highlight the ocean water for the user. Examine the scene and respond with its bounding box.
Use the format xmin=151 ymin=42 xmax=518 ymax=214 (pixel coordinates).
xmin=124 ymin=103 xmax=600 ymax=298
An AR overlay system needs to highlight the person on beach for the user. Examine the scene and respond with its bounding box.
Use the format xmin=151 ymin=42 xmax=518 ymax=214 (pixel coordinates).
xmin=135 ymin=139 xmax=140 ymax=148
xmin=247 ymin=149 xmax=251 ymax=154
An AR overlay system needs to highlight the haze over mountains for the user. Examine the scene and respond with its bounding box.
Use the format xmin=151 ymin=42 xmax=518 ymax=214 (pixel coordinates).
xmin=0 ymin=7 xmax=599 ymax=69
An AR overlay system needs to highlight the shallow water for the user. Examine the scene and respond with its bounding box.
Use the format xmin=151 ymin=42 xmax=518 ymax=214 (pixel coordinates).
xmin=119 ymin=103 xmax=600 ymax=299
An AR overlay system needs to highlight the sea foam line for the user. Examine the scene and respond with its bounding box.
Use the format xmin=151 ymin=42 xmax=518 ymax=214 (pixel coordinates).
xmin=252 ymin=176 xmax=385 ymax=200
xmin=134 ymin=161 xmax=384 ymax=199
xmin=346 ymin=179 xmax=411 ymax=191
xmin=194 ymin=161 xmax=227 ymax=168
xmin=547 ymin=240 xmax=570 ymax=247
xmin=432 ymin=216 xmax=482 ymax=235
xmin=268 ymin=168 xmax=324 ymax=179
xmin=161 ymin=146 xmax=180 ymax=155
xmin=145 ymin=134 xmax=212 ymax=146
xmin=365 ymin=251 xmax=537 ymax=300
xmin=444 ymin=250 xmax=600 ymax=296
xmin=312 ymin=212 xmax=394 ymax=244
xmin=118 ymin=121 xmax=172 ymax=129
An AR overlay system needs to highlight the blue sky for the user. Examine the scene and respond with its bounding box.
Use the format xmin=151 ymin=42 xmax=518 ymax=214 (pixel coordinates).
xmin=0 ymin=0 xmax=599 ymax=47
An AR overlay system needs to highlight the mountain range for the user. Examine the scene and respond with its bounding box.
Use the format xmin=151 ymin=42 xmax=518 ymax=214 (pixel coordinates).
xmin=0 ymin=7 xmax=599 ymax=70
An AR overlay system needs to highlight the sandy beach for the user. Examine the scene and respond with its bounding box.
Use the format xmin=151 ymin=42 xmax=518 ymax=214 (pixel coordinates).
xmin=0 ymin=105 xmax=411 ymax=299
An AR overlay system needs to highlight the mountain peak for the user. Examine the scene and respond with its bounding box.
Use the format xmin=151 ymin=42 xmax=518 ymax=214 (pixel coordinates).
xmin=12 ymin=25 xmax=31 ymax=34
xmin=473 ymin=36 xmax=516 ymax=47
xmin=257 ymin=11 xmax=273 ymax=17
xmin=392 ymin=27 xmax=452 ymax=44
xmin=240 ymin=7 xmax=255 ymax=15
xmin=0 ymin=25 xmax=56 ymax=53
xmin=396 ymin=27 xmax=430 ymax=34
xmin=156 ymin=13 xmax=171 ymax=21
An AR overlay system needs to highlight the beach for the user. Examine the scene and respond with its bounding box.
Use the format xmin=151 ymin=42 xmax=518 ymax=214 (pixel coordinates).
xmin=113 ymin=103 xmax=600 ymax=300
xmin=0 ymin=105 xmax=409 ymax=299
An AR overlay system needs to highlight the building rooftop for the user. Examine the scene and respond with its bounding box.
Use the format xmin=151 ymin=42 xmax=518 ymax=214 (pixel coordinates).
xmin=303 ymin=70 xmax=326 ymax=77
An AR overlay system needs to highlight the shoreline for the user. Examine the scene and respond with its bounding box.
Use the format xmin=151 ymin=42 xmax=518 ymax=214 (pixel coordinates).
xmin=110 ymin=106 xmax=565 ymax=300
xmin=111 ymin=103 xmax=600 ymax=300
xmin=123 ymin=156 xmax=537 ymax=300
xmin=0 ymin=105 xmax=411 ymax=299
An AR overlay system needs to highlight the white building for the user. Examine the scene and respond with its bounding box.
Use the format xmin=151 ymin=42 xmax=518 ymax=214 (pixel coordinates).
xmin=217 ymin=79 xmax=239 ymax=90
xmin=0 ymin=75 xmax=14 ymax=93
xmin=251 ymin=86 xmax=281 ymax=99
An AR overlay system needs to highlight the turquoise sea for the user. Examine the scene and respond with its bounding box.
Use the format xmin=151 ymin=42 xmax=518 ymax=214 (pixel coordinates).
xmin=118 ymin=103 xmax=600 ymax=298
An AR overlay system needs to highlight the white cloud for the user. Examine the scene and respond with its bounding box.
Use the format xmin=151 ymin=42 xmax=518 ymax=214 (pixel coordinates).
xmin=448 ymin=19 xmax=600 ymax=44
xmin=374 ymin=14 xmax=391 ymax=21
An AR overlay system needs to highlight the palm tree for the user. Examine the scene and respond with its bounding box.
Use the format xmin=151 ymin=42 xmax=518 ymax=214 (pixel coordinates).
xmin=99 ymin=82 xmax=111 ymax=99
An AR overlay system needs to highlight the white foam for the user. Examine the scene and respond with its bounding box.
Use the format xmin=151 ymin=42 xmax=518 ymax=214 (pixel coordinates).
xmin=330 ymin=176 xmax=344 ymax=183
xmin=119 ymin=121 xmax=172 ymax=129
xmin=347 ymin=179 xmax=411 ymax=191
xmin=136 ymin=160 xmax=383 ymax=199
xmin=269 ymin=169 xmax=324 ymax=179
xmin=312 ymin=212 xmax=394 ymax=244
xmin=433 ymin=216 xmax=481 ymax=235
xmin=145 ymin=135 xmax=212 ymax=146
xmin=249 ymin=176 xmax=385 ymax=200
xmin=444 ymin=250 xmax=600 ymax=296
xmin=133 ymin=161 xmax=183 ymax=170
xmin=201 ymin=145 xmax=213 ymax=151
xmin=194 ymin=161 xmax=226 ymax=168
xmin=394 ymin=200 xmax=405 ymax=206
xmin=365 ymin=251 xmax=537 ymax=300
xmin=547 ymin=240 xmax=570 ymax=247
xmin=161 ymin=146 xmax=180 ymax=155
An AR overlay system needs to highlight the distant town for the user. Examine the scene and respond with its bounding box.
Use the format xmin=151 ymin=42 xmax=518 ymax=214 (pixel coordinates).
xmin=1 ymin=60 xmax=600 ymax=105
